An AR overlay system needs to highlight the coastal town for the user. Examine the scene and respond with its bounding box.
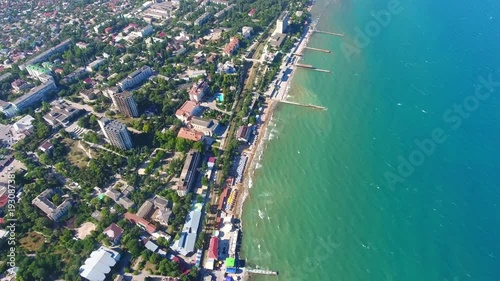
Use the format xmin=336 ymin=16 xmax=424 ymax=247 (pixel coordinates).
xmin=0 ymin=0 xmax=326 ymax=280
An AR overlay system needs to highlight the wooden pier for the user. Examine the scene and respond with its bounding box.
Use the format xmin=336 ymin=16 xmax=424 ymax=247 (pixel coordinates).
xmin=304 ymin=46 xmax=331 ymax=53
xmin=314 ymin=30 xmax=345 ymax=37
xmin=277 ymin=100 xmax=328 ymax=110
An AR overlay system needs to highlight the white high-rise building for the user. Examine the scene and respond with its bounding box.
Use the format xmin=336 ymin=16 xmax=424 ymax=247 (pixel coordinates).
xmin=275 ymin=11 xmax=290 ymax=34
xmin=98 ymin=118 xmax=133 ymax=150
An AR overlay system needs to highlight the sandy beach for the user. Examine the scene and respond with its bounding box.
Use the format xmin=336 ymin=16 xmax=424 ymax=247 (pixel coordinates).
xmin=225 ymin=8 xmax=318 ymax=281
xmin=233 ymin=10 xmax=315 ymax=220
xmin=233 ymin=98 xmax=276 ymax=218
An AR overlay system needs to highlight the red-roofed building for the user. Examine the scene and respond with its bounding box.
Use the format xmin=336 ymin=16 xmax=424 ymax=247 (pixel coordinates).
xmin=0 ymin=194 xmax=8 ymax=209
xmin=207 ymin=157 xmax=216 ymax=168
xmin=217 ymin=187 xmax=229 ymax=211
xmin=177 ymin=127 xmax=205 ymax=142
xmin=103 ymin=223 xmax=124 ymax=244
xmin=223 ymin=37 xmax=239 ymax=56
xmin=188 ymin=79 xmax=209 ymax=102
xmin=248 ymin=9 xmax=256 ymax=17
xmin=175 ymin=100 xmax=201 ymax=123
xmin=124 ymin=212 xmax=157 ymax=234
xmin=39 ymin=141 xmax=54 ymax=153
xmin=208 ymin=236 xmax=218 ymax=259
xmin=105 ymin=27 xmax=113 ymax=34
xmin=236 ymin=125 xmax=252 ymax=142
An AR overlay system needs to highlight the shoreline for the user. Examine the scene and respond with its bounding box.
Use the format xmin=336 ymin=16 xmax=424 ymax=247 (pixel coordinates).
xmin=233 ymin=12 xmax=316 ymax=220
xmin=230 ymin=5 xmax=319 ymax=279
xmin=234 ymin=0 xmax=319 ymax=221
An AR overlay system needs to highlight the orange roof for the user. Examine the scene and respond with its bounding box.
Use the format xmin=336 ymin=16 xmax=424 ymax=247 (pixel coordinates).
xmin=208 ymin=237 xmax=218 ymax=259
xmin=217 ymin=187 xmax=229 ymax=210
xmin=175 ymin=100 xmax=198 ymax=119
xmin=189 ymin=80 xmax=208 ymax=99
xmin=0 ymin=194 xmax=8 ymax=208
xmin=124 ymin=212 xmax=157 ymax=234
xmin=177 ymin=127 xmax=204 ymax=142
xmin=223 ymin=37 xmax=239 ymax=55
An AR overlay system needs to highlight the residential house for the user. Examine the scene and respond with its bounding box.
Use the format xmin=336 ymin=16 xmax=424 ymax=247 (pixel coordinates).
xmin=103 ymin=223 xmax=124 ymax=245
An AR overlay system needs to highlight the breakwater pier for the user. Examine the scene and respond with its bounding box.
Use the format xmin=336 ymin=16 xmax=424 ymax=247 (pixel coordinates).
xmin=246 ymin=268 xmax=279 ymax=276
xmin=277 ymin=100 xmax=328 ymax=110
xmin=304 ymin=46 xmax=331 ymax=53
xmin=295 ymin=63 xmax=332 ymax=73
xmin=313 ymin=29 xmax=345 ymax=36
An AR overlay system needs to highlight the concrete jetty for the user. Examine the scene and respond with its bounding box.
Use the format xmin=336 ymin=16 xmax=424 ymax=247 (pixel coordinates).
xmin=295 ymin=63 xmax=332 ymax=73
xmin=314 ymin=30 xmax=345 ymax=37
xmin=277 ymin=100 xmax=328 ymax=110
xmin=246 ymin=268 xmax=279 ymax=276
xmin=296 ymin=63 xmax=314 ymax=69
xmin=304 ymin=46 xmax=331 ymax=53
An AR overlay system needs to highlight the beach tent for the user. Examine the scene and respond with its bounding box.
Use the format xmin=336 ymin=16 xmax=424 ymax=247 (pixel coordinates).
xmin=225 ymin=257 xmax=235 ymax=267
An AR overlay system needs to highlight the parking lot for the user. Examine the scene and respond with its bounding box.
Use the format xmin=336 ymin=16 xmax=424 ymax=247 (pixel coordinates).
xmin=0 ymin=124 xmax=17 ymax=147
xmin=0 ymin=159 xmax=26 ymax=185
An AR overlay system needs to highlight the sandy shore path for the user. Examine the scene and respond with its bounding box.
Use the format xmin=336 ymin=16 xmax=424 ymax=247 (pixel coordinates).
xmin=234 ymin=98 xmax=277 ymax=218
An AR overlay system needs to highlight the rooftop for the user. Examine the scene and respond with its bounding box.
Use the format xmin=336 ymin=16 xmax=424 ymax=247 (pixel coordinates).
xmin=79 ymin=246 xmax=120 ymax=281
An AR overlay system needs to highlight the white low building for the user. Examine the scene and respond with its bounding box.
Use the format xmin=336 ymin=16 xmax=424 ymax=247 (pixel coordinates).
xmin=79 ymin=246 xmax=121 ymax=281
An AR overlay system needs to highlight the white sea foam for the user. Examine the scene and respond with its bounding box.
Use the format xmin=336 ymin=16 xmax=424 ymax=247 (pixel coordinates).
xmin=259 ymin=192 xmax=271 ymax=197
xmin=258 ymin=209 xmax=265 ymax=219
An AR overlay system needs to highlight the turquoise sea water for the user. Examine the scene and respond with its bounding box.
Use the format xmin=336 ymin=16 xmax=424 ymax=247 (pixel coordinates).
xmin=241 ymin=0 xmax=500 ymax=280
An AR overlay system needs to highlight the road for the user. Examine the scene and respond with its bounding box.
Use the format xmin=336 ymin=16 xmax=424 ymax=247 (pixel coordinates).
xmin=200 ymin=100 xmax=232 ymax=115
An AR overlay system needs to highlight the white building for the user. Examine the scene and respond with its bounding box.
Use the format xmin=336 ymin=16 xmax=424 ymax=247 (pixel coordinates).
xmin=98 ymin=118 xmax=133 ymax=150
xmin=118 ymin=66 xmax=152 ymax=91
xmin=242 ymin=26 xmax=253 ymax=39
xmin=86 ymin=59 xmax=105 ymax=72
xmin=171 ymin=204 xmax=202 ymax=255
xmin=275 ymin=11 xmax=289 ymax=34
xmin=79 ymin=246 xmax=121 ymax=281
xmin=10 ymin=79 xmax=57 ymax=113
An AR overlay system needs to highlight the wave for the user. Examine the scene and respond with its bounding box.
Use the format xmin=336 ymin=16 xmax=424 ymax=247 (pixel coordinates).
xmin=258 ymin=209 xmax=265 ymax=219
